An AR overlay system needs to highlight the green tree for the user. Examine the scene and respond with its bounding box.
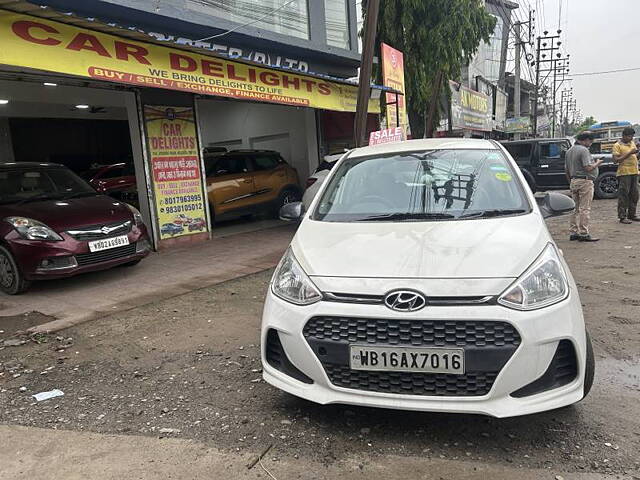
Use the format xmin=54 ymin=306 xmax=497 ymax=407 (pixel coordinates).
xmin=578 ymin=116 xmax=597 ymax=130
xmin=567 ymin=116 xmax=596 ymax=136
xmin=366 ymin=0 xmax=496 ymax=137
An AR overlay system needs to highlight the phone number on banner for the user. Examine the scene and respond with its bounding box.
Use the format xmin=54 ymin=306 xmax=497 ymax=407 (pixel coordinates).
xmin=164 ymin=203 xmax=204 ymax=214
xmin=163 ymin=195 xmax=203 ymax=205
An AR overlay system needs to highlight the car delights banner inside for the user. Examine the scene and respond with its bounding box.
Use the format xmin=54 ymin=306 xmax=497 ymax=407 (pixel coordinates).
xmin=144 ymin=106 xmax=209 ymax=241
xmin=449 ymin=81 xmax=492 ymax=132
xmin=0 ymin=11 xmax=378 ymax=113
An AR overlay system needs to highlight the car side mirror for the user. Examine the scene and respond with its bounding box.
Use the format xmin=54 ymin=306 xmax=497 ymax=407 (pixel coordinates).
xmin=279 ymin=202 xmax=305 ymax=222
xmin=537 ymin=192 xmax=575 ymax=218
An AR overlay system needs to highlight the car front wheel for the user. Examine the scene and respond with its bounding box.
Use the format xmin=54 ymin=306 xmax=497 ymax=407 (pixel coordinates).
xmin=0 ymin=245 xmax=31 ymax=295
xmin=594 ymin=172 xmax=619 ymax=199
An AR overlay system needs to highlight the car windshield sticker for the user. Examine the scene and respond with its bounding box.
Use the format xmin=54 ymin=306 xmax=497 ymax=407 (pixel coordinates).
xmin=490 ymin=164 xmax=508 ymax=172
xmin=495 ymin=172 xmax=513 ymax=182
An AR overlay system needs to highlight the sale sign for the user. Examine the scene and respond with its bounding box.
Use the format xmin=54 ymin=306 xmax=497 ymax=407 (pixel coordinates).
xmin=369 ymin=127 xmax=405 ymax=146
xmin=144 ymin=106 xmax=209 ymax=241
xmin=0 ymin=11 xmax=379 ymax=113
xmin=381 ymin=43 xmax=408 ymax=130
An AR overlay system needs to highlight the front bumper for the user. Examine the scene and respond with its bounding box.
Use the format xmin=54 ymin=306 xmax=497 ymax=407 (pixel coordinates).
xmin=7 ymin=226 xmax=151 ymax=280
xmin=260 ymin=291 xmax=588 ymax=418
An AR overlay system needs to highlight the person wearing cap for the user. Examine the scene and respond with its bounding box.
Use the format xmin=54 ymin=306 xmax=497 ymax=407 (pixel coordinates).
xmin=565 ymin=131 xmax=603 ymax=241
xmin=612 ymin=127 xmax=640 ymax=223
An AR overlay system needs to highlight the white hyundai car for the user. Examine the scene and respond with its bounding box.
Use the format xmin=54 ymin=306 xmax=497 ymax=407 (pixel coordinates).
xmin=262 ymin=138 xmax=594 ymax=418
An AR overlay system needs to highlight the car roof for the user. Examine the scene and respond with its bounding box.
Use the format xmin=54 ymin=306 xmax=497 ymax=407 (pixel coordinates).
xmin=0 ymin=162 xmax=64 ymax=169
xmin=349 ymin=138 xmax=497 ymax=159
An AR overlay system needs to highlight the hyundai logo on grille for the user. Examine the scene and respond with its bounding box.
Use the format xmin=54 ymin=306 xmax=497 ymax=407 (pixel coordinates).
xmin=384 ymin=290 xmax=427 ymax=312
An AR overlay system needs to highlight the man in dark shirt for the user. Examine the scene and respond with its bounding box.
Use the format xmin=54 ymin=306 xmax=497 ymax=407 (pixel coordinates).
xmin=565 ymin=131 xmax=603 ymax=242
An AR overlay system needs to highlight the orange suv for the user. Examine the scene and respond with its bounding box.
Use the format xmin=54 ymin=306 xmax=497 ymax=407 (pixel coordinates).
xmin=204 ymin=150 xmax=301 ymax=222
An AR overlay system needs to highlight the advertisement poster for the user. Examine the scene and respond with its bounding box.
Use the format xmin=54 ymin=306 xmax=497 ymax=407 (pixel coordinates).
xmin=369 ymin=127 xmax=405 ymax=146
xmin=381 ymin=43 xmax=408 ymax=130
xmin=0 ymin=11 xmax=378 ymax=113
xmin=144 ymin=106 xmax=208 ymax=241
xmin=449 ymin=81 xmax=492 ymax=132
xmin=505 ymin=116 xmax=531 ymax=134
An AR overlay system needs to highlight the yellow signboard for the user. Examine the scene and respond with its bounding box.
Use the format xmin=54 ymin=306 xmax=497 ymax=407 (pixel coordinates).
xmin=144 ymin=106 xmax=209 ymax=241
xmin=0 ymin=11 xmax=379 ymax=113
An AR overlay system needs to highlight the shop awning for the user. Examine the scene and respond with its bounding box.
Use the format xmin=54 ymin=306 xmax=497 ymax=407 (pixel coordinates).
xmin=0 ymin=0 xmax=400 ymax=113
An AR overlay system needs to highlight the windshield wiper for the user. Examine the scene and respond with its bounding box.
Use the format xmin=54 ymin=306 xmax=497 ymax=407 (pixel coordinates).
xmin=460 ymin=209 xmax=527 ymax=219
xmin=62 ymin=191 xmax=98 ymax=200
xmin=358 ymin=212 xmax=456 ymax=221
xmin=15 ymin=192 xmax=57 ymax=205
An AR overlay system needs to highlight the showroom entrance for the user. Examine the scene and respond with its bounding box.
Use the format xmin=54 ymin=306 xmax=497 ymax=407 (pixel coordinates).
xmin=0 ymin=74 xmax=150 ymax=222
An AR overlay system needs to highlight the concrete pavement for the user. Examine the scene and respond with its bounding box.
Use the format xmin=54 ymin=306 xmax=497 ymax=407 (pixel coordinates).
xmin=0 ymin=222 xmax=294 ymax=333
xmin=0 ymin=425 xmax=619 ymax=480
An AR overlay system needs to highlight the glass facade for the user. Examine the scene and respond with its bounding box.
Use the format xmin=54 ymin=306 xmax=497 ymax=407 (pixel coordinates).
xmin=186 ymin=0 xmax=310 ymax=40
xmin=325 ymin=0 xmax=350 ymax=49
xmin=485 ymin=15 xmax=503 ymax=83
xmin=355 ymin=0 xmax=363 ymax=52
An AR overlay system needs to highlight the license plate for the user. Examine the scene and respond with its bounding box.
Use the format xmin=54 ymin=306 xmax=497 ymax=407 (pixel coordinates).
xmin=350 ymin=345 xmax=465 ymax=374
xmin=88 ymin=235 xmax=130 ymax=253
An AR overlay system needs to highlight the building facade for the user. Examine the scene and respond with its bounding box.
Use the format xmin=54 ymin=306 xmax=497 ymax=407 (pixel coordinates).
xmin=31 ymin=0 xmax=361 ymax=78
xmin=0 ymin=0 xmax=379 ymax=252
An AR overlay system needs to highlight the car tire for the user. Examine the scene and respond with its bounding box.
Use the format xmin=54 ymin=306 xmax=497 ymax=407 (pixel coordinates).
xmin=594 ymin=172 xmax=619 ymax=199
xmin=582 ymin=330 xmax=595 ymax=399
xmin=0 ymin=245 xmax=31 ymax=295
xmin=521 ymin=169 xmax=537 ymax=193
xmin=273 ymin=188 xmax=300 ymax=218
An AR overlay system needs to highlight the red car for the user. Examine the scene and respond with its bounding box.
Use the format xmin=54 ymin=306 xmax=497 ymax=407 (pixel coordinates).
xmin=83 ymin=163 xmax=137 ymax=195
xmin=0 ymin=162 xmax=151 ymax=294
xmin=188 ymin=217 xmax=206 ymax=232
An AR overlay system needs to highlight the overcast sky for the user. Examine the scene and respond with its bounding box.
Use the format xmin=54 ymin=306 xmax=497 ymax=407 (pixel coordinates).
xmin=530 ymin=0 xmax=639 ymax=124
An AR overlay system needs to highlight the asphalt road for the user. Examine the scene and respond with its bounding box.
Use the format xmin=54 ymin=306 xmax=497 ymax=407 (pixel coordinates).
xmin=0 ymin=198 xmax=638 ymax=479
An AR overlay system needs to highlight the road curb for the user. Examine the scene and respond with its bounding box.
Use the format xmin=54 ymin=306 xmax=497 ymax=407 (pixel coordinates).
xmin=25 ymin=263 xmax=277 ymax=335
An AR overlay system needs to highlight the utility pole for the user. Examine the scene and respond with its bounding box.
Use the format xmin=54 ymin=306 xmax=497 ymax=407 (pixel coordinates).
xmin=533 ymin=35 xmax=541 ymax=137
xmin=514 ymin=22 xmax=522 ymax=140
xmin=533 ymin=30 xmax=568 ymax=137
xmin=354 ymin=0 xmax=380 ymax=147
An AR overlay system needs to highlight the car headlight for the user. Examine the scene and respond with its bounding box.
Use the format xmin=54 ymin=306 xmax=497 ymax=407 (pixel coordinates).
xmin=4 ymin=217 xmax=63 ymax=241
xmin=498 ymin=243 xmax=569 ymax=311
xmin=271 ymin=248 xmax=322 ymax=305
xmin=126 ymin=204 xmax=144 ymax=227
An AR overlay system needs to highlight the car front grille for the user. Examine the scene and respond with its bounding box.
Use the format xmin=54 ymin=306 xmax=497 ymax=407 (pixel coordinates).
xmin=66 ymin=221 xmax=132 ymax=241
xmin=303 ymin=317 xmax=521 ymax=397
xmin=325 ymin=365 xmax=498 ymax=396
xmin=303 ymin=317 xmax=521 ymax=347
xmin=75 ymin=244 xmax=137 ymax=266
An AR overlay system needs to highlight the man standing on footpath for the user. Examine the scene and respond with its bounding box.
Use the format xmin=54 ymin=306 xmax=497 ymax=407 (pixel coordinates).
xmin=565 ymin=131 xmax=603 ymax=242
xmin=612 ymin=126 xmax=640 ymax=224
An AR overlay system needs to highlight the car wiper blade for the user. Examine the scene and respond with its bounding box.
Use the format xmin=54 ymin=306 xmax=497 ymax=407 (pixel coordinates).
xmin=358 ymin=212 xmax=456 ymax=221
xmin=460 ymin=209 xmax=527 ymax=218
xmin=62 ymin=191 xmax=98 ymax=200
xmin=15 ymin=193 xmax=56 ymax=205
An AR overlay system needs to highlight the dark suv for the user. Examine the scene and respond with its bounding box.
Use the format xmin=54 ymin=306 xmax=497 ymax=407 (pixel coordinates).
xmin=501 ymin=139 xmax=619 ymax=199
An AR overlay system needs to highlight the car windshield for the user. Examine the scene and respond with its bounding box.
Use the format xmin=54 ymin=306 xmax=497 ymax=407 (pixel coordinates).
xmin=313 ymin=149 xmax=530 ymax=222
xmin=0 ymin=167 xmax=97 ymax=205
